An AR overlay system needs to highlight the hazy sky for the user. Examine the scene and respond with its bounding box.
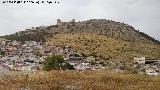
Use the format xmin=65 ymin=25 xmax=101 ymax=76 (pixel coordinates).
xmin=0 ymin=0 xmax=160 ymax=40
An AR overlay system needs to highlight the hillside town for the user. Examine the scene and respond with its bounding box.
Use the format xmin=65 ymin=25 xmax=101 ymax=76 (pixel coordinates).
xmin=134 ymin=57 xmax=160 ymax=76
xmin=0 ymin=39 xmax=106 ymax=72
xmin=1 ymin=38 xmax=160 ymax=76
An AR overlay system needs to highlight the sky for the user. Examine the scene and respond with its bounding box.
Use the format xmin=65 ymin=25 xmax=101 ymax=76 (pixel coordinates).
xmin=0 ymin=0 xmax=160 ymax=40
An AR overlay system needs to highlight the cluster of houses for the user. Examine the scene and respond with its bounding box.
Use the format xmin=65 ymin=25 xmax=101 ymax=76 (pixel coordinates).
xmin=134 ymin=57 xmax=160 ymax=76
xmin=65 ymin=53 xmax=105 ymax=71
xmin=0 ymin=40 xmax=45 ymax=71
xmin=0 ymin=39 xmax=105 ymax=72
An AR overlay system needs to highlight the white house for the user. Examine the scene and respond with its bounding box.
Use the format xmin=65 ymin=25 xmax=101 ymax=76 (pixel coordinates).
xmin=146 ymin=69 xmax=158 ymax=76
xmin=20 ymin=66 xmax=32 ymax=71
xmin=74 ymin=63 xmax=91 ymax=71
xmin=134 ymin=57 xmax=146 ymax=64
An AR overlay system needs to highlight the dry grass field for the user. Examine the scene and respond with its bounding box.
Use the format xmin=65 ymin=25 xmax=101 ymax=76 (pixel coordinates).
xmin=0 ymin=70 xmax=160 ymax=90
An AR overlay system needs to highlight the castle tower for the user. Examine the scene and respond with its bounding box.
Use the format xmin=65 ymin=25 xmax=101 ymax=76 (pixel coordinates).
xmin=57 ymin=19 xmax=62 ymax=26
xmin=71 ymin=19 xmax=76 ymax=25
xmin=72 ymin=19 xmax=75 ymax=22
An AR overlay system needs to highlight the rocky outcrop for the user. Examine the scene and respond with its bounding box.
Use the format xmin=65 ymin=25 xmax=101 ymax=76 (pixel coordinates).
xmin=46 ymin=19 xmax=159 ymax=44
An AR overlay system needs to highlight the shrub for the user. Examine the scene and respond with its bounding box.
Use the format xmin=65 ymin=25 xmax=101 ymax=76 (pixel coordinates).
xmin=62 ymin=63 xmax=75 ymax=70
xmin=44 ymin=55 xmax=64 ymax=71
xmin=44 ymin=55 xmax=74 ymax=71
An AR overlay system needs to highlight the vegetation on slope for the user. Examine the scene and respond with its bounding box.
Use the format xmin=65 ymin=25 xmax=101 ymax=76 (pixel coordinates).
xmin=43 ymin=55 xmax=75 ymax=71
xmin=46 ymin=32 xmax=160 ymax=69
xmin=0 ymin=29 xmax=48 ymax=42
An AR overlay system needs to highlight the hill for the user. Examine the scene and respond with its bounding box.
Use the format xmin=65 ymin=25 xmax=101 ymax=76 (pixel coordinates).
xmin=1 ymin=19 xmax=160 ymax=44
xmin=46 ymin=32 xmax=160 ymax=69
xmin=1 ymin=19 xmax=160 ymax=69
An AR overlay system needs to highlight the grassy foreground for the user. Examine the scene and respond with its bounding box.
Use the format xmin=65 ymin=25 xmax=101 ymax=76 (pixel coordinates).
xmin=0 ymin=70 xmax=160 ymax=90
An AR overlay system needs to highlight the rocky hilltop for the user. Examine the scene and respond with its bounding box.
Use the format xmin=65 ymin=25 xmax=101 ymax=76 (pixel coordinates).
xmin=48 ymin=19 xmax=159 ymax=44
xmin=1 ymin=19 xmax=160 ymax=44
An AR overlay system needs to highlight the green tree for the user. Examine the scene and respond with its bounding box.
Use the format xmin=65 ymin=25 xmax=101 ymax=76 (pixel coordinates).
xmin=43 ymin=55 xmax=75 ymax=71
xmin=44 ymin=55 xmax=64 ymax=71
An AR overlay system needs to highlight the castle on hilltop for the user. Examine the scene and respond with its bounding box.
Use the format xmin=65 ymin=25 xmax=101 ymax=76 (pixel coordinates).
xmin=4 ymin=19 xmax=159 ymax=45
xmin=42 ymin=18 xmax=156 ymax=44
xmin=57 ymin=19 xmax=76 ymax=26
xmin=56 ymin=19 xmax=112 ymax=26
